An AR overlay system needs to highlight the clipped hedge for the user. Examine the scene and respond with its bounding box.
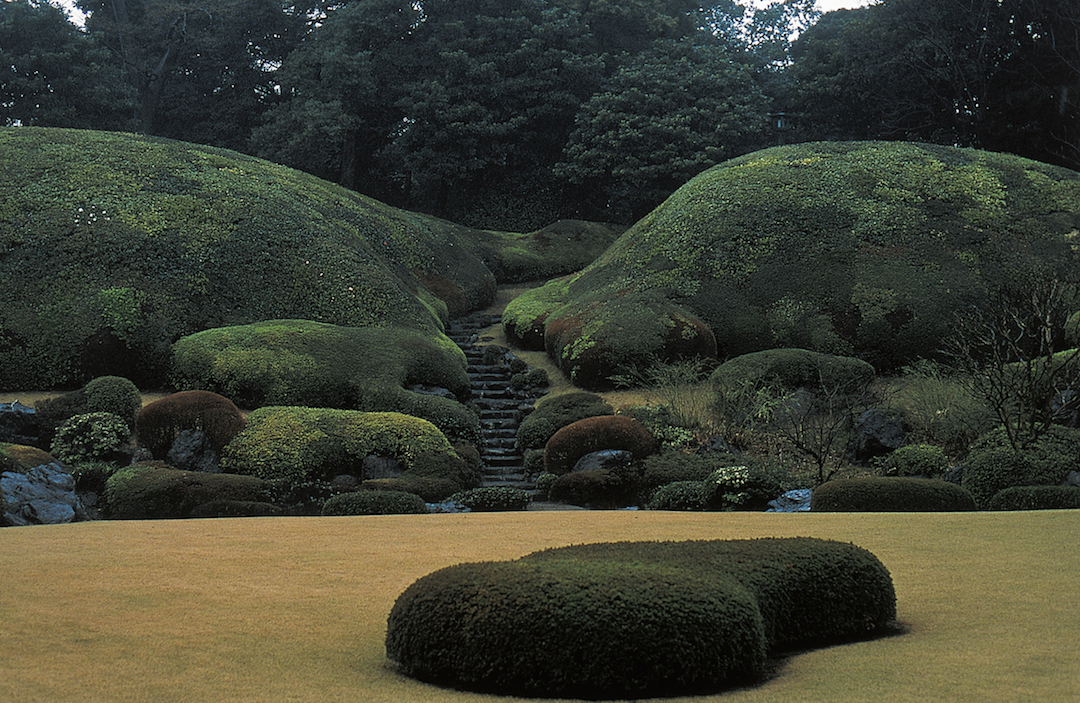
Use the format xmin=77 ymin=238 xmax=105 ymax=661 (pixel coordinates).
xmin=989 ymin=485 xmax=1080 ymax=511
xmin=103 ymin=463 xmax=270 ymax=519
xmin=711 ymin=348 xmax=876 ymax=393
xmin=810 ymin=477 xmax=977 ymax=512
xmin=543 ymin=415 xmax=657 ymax=475
xmin=645 ymin=480 xmax=707 ymax=511
xmin=321 ymin=490 xmax=429 ymax=516
xmin=515 ymin=391 xmax=613 ymax=452
xmin=548 ymin=469 xmax=630 ymax=509
xmin=136 ymin=390 xmax=246 ymax=459
xmin=386 ymin=537 xmax=896 ymax=698
xmin=444 ymin=486 xmax=532 ymax=512
xmin=638 ymin=449 xmax=743 ymax=492
xmin=881 ymin=443 xmax=949 ymax=477
xmin=33 ymin=375 xmax=141 ymax=442
xmin=961 ymin=426 xmax=1080 ymax=508
xmin=359 ymin=476 xmax=461 ymax=502
xmin=220 ymin=407 xmax=477 ymax=489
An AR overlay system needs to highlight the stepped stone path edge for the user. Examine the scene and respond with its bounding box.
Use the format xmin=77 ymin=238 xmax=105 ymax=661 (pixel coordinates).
xmin=446 ymin=313 xmax=543 ymax=492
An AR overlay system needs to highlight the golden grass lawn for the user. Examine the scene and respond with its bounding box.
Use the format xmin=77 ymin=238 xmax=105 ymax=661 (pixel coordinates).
xmin=1 ymin=511 xmax=1077 ymax=703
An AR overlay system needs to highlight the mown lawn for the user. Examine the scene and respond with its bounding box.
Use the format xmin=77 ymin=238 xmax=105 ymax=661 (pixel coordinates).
xmin=1 ymin=511 xmax=1077 ymax=703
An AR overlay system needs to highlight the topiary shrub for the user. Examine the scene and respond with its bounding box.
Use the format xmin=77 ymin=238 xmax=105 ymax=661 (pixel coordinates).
xmin=548 ymin=469 xmax=629 ymax=509
xmin=220 ymin=407 xmax=469 ymax=488
xmin=103 ymin=462 xmax=270 ymax=519
xmin=445 ymin=486 xmax=531 ymax=512
xmin=638 ymin=449 xmax=742 ymax=493
xmin=701 ymin=462 xmax=786 ymax=511
xmin=359 ymin=476 xmax=461 ymax=502
xmin=711 ymin=348 xmax=876 ymax=394
xmin=645 ymin=480 xmax=707 ymax=511
xmin=83 ymin=376 xmax=142 ymax=430
xmin=544 ymin=415 xmax=657 ymax=475
xmin=136 ymin=390 xmax=246 ymax=459
xmin=881 ymin=443 xmax=948 ymax=477
xmin=49 ymin=412 xmax=131 ymax=465
xmin=515 ymin=392 xmax=613 ymax=452
xmin=386 ymin=537 xmax=896 ymax=699
xmin=810 ymin=477 xmax=977 ymax=512
xmin=187 ymin=500 xmax=284 ymax=518
xmin=0 ymin=443 xmax=56 ymax=474
xmin=321 ymin=490 xmax=429 ymax=516
xmin=989 ymin=485 xmax=1080 ymax=511
xmin=961 ymin=426 xmax=1080 ymax=508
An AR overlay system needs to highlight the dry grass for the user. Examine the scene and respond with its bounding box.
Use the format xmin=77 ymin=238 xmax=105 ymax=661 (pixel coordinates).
xmin=1 ymin=510 xmax=1077 ymax=703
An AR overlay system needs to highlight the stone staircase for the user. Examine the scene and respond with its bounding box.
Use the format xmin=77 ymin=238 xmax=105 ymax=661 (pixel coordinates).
xmin=446 ymin=313 xmax=540 ymax=491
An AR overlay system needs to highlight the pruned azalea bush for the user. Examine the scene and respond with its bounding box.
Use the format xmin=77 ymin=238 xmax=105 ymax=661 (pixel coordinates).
xmin=49 ymin=412 xmax=131 ymax=465
xmin=385 ymin=538 xmax=896 ymax=699
xmin=321 ymin=490 xmax=429 ymax=516
xmin=810 ymin=477 xmax=977 ymax=512
xmin=543 ymin=415 xmax=657 ymax=474
xmin=989 ymin=485 xmax=1080 ymax=511
xmin=445 ymin=486 xmax=531 ymax=512
xmin=136 ymin=390 xmax=246 ymax=459
xmin=103 ymin=462 xmax=271 ymax=519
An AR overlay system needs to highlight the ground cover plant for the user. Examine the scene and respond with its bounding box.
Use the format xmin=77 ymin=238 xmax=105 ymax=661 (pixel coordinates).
xmin=1 ymin=511 xmax=1077 ymax=703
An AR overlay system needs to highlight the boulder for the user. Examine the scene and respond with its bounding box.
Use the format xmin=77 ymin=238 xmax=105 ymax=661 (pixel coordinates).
xmin=848 ymin=409 xmax=906 ymax=464
xmin=166 ymin=429 xmax=220 ymax=473
xmin=767 ymin=488 xmax=813 ymax=513
xmin=363 ymin=455 xmax=402 ymax=480
xmin=572 ymin=449 xmax=634 ymax=474
xmin=0 ymin=400 xmax=40 ymax=446
xmin=1 ymin=463 xmax=85 ymax=526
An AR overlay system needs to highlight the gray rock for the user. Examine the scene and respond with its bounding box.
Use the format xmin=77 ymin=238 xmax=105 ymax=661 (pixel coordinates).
xmin=1 ymin=463 xmax=84 ymax=526
xmin=1063 ymin=470 xmax=1080 ymax=488
xmin=363 ymin=455 xmax=402 ymax=479
xmin=167 ymin=429 xmax=219 ymax=473
xmin=848 ymin=408 xmax=906 ymax=464
xmin=0 ymin=399 xmax=40 ymax=446
xmin=331 ymin=474 xmax=361 ymax=492
xmin=767 ymin=488 xmax=813 ymax=513
xmin=407 ymin=384 xmax=458 ymax=400
xmin=572 ymin=449 xmax=633 ymax=473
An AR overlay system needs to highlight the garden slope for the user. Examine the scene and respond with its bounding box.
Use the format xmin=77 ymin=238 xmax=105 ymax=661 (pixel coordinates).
xmin=0 ymin=127 xmax=621 ymax=389
xmin=1 ymin=511 xmax=1077 ymax=703
xmin=504 ymin=141 xmax=1080 ymax=387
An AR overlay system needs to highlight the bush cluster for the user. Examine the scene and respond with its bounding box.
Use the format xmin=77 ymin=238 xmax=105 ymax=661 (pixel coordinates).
xmin=880 ymin=443 xmax=948 ymax=477
xmin=989 ymin=485 xmax=1080 ymax=511
xmin=386 ymin=537 xmax=896 ymax=699
xmin=321 ymin=490 xmax=429 ymax=516
xmin=34 ymin=375 xmax=141 ymax=443
xmin=548 ymin=469 xmax=632 ymax=509
xmin=645 ymin=480 xmax=706 ymax=511
xmin=543 ymin=415 xmax=657 ymax=474
xmin=810 ymin=477 xmax=977 ymax=512
xmin=103 ymin=462 xmax=270 ymax=519
xmin=961 ymin=426 xmax=1080 ymax=508
xmin=445 ymin=486 xmax=532 ymax=512
xmin=49 ymin=412 xmax=131 ymax=465
xmin=358 ymin=476 xmax=460 ymax=502
xmin=136 ymin=391 xmax=246 ymax=459
xmin=515 ymin=392 xmax=613 ymax=452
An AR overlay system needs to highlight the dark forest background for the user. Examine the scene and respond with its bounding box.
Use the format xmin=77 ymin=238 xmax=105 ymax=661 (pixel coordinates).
xmin=3 ymin=0 xmax=1078 ymax=229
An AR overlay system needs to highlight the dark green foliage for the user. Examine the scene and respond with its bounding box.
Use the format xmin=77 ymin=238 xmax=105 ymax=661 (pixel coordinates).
xmin=33 ymin=390 xmax=89 ymax=445
xmin=548 ymin=469 xmax=630 ymax=509
xmin=472 ymin=221 xmax=626 ymax=282
xmin=522 ymin=448 xmax=545 ymax=477
xmin=321 ymin=490 xmax=428 ymax=516
xmin=68 ymin=461 xmax=126 ymax=495
xmin=961 ymin=425 xmax=1080 ymax=508
xmin=359 ymin=476 xmax=460 ymax=503
xmin=0 ymin=443 xmax=55 ymax=474
xmin=810 ymin=477 xmax=977 ymax=512
xmin=445 ymin=487 xmax=531 ymax=512
xmin=504 ymin=141 xmax=1080 ymax=385
xmin=49 ymin=412 xmax=131 ymax=466
xmin=639 ymin=449 xmax=744 ymax=492
xmin=103 ymin=463 xmax=270 ymax=519
xmin=543 ymin=416 xmax=658 ymax=475
xmin=533 ymin=472 xmax=558 ymax=496
xmin=386 ymin=537 xmax=896 ymax=698
xmin=83 ymin=376 xmax=142 ymax=430
xmin=220 ymin=407 xmax=473 ymax=488
xmin=712 ymin=348 xmax=876 ymax=393
xmin=135 ymin=391 xmax=246 ymax=459
xmin=701 ymin=462 xmax=787 ymax=511
xmin=515 ymin=392 xmax=613 ymax=452
xmin=881 ymin=444 xmax=949 ymax=477
xmin=187 ymin=500 xmax=284 ymax=518
xmin=645 ymin=480 xmax=707 ymax=511
xmin=989 ymin=485 xmax=1080 ymax=511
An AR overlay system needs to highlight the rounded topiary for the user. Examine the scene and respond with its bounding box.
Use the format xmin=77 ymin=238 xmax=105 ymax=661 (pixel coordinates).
xmin=386 ymin=537 xmax=896 ymax=698
xmin=544 ymin=415 xmax=657 ymax=475
xmin=638 ymin=449 xmax=741 ymax=492
xmin=406 ymin=451 xmax=481 ymax=490
xmin=103 ymin=462 xmax=270 ymax=519
xmin=49 ymin=412 xmax=131 ymax=465
xmin=989 ymin=485 xmax=1080 ymax=511
xmin=711 ymin=348 xmax=876 ymax=393
xmin=646 ymin=481 xmax=707 ymax=511
xmin=881 ymin=443 xmax=948 ymax=477
xmin=810 ymin=477 xmax=977 ymax=512
xmin=83 ymin=376 xmax=142 ymax=430
xmin=961 ymin=426 xmax=1080 ymax=508
xmin=136 ymin=390 xmax=246 ymax=459
xmin=445 ymin=486 xmax=531 ymax=512
xmin=548 ymin=469 xmax=629 ymax=509
xmin=515 ymin=392 xmax=613 ymax=452
xmin=321 ymin=490 xmax=428 ymax=516
xmin=359 ymin=476 xmax=461 ymax=502
xmin=701 ymin=462 xmax=786 ymax=511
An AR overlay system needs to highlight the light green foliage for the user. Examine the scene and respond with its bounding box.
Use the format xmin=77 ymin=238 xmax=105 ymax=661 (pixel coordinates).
xmin=83 ymin=376 xmax=142 ymax=430
xmin=321 ymin=490 xmax=429 ymax=516
xmin=646 ymin=481 xmax=707 ymax=511
xmin=701 ymin=462 xmax=786 ymax=511
xmin=49 ymin=412 xmax=131 ymax=465
xmin=220 ymin=407 xmax=464 ymax=487
xmin=445 ymin=486 xmax=532 ymax=512
xmin=883 ymin=360 xmax=995 ymax=455
xmin=507 ymin=141 xmax=1080 ymax=386
xmin=881 ymin=444 xmax=948 ymax=477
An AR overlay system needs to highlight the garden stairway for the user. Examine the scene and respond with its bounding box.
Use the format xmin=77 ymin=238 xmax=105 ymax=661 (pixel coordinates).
xmin=446 ymin=313 xmax=538 ymax=491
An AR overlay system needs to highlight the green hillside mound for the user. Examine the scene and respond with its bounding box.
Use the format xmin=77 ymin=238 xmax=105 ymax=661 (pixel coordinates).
xmin=504 ymin=141 xmax=1080 ymax=388
xmin=0 ymin=127 xmax=622 ymax=390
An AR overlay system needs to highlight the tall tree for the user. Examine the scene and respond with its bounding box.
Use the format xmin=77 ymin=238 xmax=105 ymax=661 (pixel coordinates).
xmin=0 ymin=0 xmax=134 ymax=129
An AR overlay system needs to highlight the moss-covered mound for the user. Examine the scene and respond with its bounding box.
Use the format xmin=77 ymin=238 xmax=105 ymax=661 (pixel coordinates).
xmin=385 ymin=537 xmax=896 ymax=699
xmin=103 ymin=462 xmax=271 ymax=519
xmin=504 ymin=141 xmax=1080 ymax=387
xmin=172 ymin=320 xmax=471 ymax=430
xmin=1 ymin=128 xmax=615 ymax=390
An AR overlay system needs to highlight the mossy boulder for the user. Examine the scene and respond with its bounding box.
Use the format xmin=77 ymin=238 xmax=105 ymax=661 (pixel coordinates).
xmin=220 ymin=407 xmax=477 ymax=489
xmin=171 ymin=319 xmax=477 ymax=440
xmin=504 ymin=141 xmax=1080 ymax=387
xmin=386 ymin=538 xmax=896 ymax=698
xmin=0 ymin=443 xmax=56 ymax=474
